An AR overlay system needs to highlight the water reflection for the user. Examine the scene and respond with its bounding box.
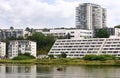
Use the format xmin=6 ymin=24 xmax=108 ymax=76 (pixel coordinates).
xmin=0 ymin=65 xmax=120 ymax=78
xmin=0 ymin=65 xmax=34 ymax=78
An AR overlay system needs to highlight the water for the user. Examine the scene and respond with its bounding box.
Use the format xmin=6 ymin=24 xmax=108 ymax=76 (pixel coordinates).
xmin=0 ymin=64 xmax=120 ymax=78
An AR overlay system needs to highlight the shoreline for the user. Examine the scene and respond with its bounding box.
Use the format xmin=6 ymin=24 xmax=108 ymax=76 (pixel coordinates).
xmin=0 ymin=59 xmax=120 ymax=66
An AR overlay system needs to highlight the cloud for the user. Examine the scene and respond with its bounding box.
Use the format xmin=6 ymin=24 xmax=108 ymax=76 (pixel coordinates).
xmin=0 ymin=0 xmax=119 ymax=29
xmin=0 ymin=0 xmax=80 ymax=29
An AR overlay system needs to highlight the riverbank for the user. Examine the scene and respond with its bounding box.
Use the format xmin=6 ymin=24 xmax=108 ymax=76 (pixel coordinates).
xmin=0 ymin=58 xmax=120 ymax=66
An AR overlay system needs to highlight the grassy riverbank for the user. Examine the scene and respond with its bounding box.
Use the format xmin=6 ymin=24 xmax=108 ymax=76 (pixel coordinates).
xmin=0 ymin=58 xmax=120 ymax=66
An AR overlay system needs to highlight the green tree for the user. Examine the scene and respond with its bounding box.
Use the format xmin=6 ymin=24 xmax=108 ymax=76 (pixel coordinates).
xmin=83 ymin=54 xmax=116 ymax=61
xmin=60 ymin=52 xmax=67 ymax=58
xmin=48 ymin=55 xmax=54 ymax=59
xmin=45 ymin=35 xmax=55 ymax=45
xmin=12 ymin=53 xmax=35 ymax=60
xmin=27 ymin=32 xmax=55 ymax=55
xmin=10 ymin=26 xmax=14 ymax=30
xmin=66 ymin=33 xmax=71 ymax=39
xmin=42 ymin=28 xmax=50 ymax=32
xmin=27 ymin=32 xmax=46 ymax=50
xmin=114 ymin=25 xmax=120 ymax=28
xmin=95 ymin=29 xmax=110 ymax=38
xmin=25 ymin=27 xmax=34 ymax=33
xmin=25 ymin=27 xmax=31 ymax=32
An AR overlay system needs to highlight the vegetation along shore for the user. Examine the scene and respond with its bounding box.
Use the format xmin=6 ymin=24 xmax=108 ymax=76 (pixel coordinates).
xmin=1 ymin=52 xmax=120 ymax=66
xmin=1 ymin=58 xmax=120 ymax=66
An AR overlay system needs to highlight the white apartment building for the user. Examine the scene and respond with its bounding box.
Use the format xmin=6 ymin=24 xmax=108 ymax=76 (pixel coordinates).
xmin=0 ymin=29 xmax=31 ymax=40
xmin=48 ymin=38 xmax=120 ymax=58
xmin=8 ymin=40 xmax=36 ymax=59
xmin=34 ymin=28 xmax=93 ymax=39
xmin=76 ymin=3 xmax=106 ymax=30
xmin=0 ymin=42 xmax=6 ymax=58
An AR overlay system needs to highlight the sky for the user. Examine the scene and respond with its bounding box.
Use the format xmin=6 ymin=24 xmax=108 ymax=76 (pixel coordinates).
xmin=0 ymin=0 xmax=119 ymax=29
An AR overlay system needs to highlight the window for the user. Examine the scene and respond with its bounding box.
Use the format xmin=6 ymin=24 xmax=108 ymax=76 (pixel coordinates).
xmin=80 ymin=55 xmax=84 ymax=56
xmin=71 ymin=32 xmax=74 ymax=33
xmin=104 ymin=48 xmax=108 ymax=50
xmin=113 ymin=51 xmax=118 ymax=53
xmin=87 ymin=51 xmax=91 ymax=53
xmin=102 ymin=51 xmax=106 ymax=53
xmin=105 ymin=45 xmax=110 ymax=47
xmin=110 ymin=48 xmax=114 ymax=50
xmin=116 ymin=48 xmax=120 ymax=50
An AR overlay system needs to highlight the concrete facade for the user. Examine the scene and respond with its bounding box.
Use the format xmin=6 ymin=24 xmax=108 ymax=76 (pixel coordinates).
xmin=8 ymin=40 xmax=36 ymax=59
xmin=0 ymin=42 xmax=6 ymax=58
xmin=76 ymin=3 xmax=106 ymax=30
xmin=48 ymin=38 xmax=120 ymax=58
xmin=0 ymin=29 xmax=31 ymax=40
xmin=34 ymin=28 xmax=93 ymax=39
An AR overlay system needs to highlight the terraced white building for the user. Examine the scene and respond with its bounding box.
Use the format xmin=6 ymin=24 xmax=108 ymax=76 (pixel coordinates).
xmin=34 ymin=28 xmax=93 ymax=39
xmin=48 ymin=38 xmax=120 ymax=58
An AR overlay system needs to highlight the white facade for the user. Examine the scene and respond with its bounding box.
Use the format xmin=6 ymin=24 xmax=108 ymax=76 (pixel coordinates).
xmin=76 ymin=3 xmax=106 ymax=30
xmin=34 ymin=29 xmax=93 ymax=39
xmin=8 ymin=40 xmax=36 ymax=59
xmin=48 ymin=38 xmax=120 ymax=58
xmin=0 ymin=29 xmax=31 ymax=40
xmin=115 ymin=28 xmax=120 ymax=37
xmin=0 ymin=42 xmax=6 ymax=58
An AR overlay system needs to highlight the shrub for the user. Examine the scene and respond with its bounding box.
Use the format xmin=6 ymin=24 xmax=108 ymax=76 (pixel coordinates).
xmin=12 ymin=53 xmax=35 ymax=60
xmin=98 ymin=55 xmax=115 ymax=61
xmin=48 ymin=55 xmax=54 ymax=59
xmin=60 ymin=52 xmax=67 ymax=58
xmin=83 ymin=54 xmax=115 ymax=61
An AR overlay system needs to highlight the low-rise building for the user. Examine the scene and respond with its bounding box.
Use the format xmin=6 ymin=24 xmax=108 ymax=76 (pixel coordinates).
xmin=0 ymin=42 xmax=6 ymax=58
xmin=0 ymin=29 xmax=31 ymax=40
xmin=8 ymin=40 xmax=36 ymax=59
xmin=48 ymin=38 xmax=120 ymax=58
xmin=34 ymin=28 xmax=93 ymax=39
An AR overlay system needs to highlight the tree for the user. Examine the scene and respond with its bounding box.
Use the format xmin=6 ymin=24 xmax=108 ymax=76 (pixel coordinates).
xmin=60 ymin=52 xmax=67 ymax=58
xmin=42 ymin=28 xmax=50 ymax=32
xmin=48 ymin=55 xmax=54 ymax=59
xmin=83 ymin=54 xmax=116 ymax=61
xmin=10 ymin=26 xmax=14 ymax=30
xmin=95 ymin=29 xmax=110 ymax=38
xmin=45 ymin=35 xmax=55 ymax=45
xmin=27 ymin=32 xmax=46 ymax=50
xmin=25 ymin=27 xmax=34 ymax=33
xmin=66 ymin=33 xmax=71 ymax=39
xmin=27 ymin=32 xmax=55 ymax=55
xmin=114 ymin=25 xmax=120 ymax=28
xmin=25 ymin=27 xmax=31 ymax=32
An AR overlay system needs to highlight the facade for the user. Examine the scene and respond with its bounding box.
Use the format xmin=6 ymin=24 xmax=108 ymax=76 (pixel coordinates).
xmin=0 ymin=42 xmax=6 ymax=58
xmin=76 ymin=3 xmax=106 ymax=30
xmin=0 ymin=29 xmax=31 ymax=40
xmin=34 ymin=28 xmax=93 ymax=39
xmin=48 ymin=38 xmax=120 ymax=58
xmin=8 ymin=40 xmax=36 ymax=59
xmin=115 ymin=28 xmax=120 ymax=37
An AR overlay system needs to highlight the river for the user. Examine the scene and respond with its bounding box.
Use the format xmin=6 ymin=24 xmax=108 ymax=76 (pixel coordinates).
xmin=0 ymin=64 xmax=120 ymax=78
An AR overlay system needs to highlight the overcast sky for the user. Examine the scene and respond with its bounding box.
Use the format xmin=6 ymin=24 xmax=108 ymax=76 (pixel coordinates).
xmin=0 ymin=0 xmax=119 ymax=29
